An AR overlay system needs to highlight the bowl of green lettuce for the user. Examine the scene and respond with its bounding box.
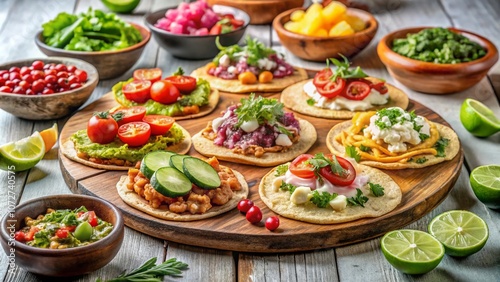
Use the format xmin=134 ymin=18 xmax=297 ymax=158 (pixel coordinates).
xmin=35 ymin=8 xmax=150 ymax=79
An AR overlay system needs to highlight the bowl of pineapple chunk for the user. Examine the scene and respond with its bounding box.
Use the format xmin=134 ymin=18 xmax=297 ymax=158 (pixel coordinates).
xmin=273 ymin=1 xmax=378 ymax=61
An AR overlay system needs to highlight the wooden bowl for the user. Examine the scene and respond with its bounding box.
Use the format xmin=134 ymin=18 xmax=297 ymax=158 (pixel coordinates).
xmin=145 ymin=5 xmax=249 ymax=60
xmin=207 ymin=0 xmax=304 ymax=25
xmin=35 ymin=23 xmax=150 ymax=79
xmin=0 ymin=57 xmax=98 ymax=120
xmin=273 ymin=7 xmax=378 ymax=62
xmin=377 ymin=27 xmax=499 ymax=94
xmin=0 ymin=194 xmax=124 ymax=277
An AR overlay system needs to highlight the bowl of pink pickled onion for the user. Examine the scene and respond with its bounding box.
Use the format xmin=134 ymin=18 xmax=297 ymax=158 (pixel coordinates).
xmin=145 ymin=1 xmax=249 ymax=59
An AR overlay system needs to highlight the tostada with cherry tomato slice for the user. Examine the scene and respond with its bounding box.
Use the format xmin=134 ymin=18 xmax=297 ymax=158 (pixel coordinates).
xmin=113 ymin=67 xmax=219 ymax=119
xmin=280 ymin=56 xmax=410 ymax=119
xmin=61 ymin=107 xmax=192 ymax=170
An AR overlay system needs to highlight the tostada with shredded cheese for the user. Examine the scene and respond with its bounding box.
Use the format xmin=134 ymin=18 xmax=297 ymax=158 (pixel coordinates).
xmin=192 ymin=94 xmax=317 ymax=167
xmin=190 ymin=37 xmax=308 ymax=94
xmin=117 ymin=152 xmax=249 ymax=221
xmin=259 ymin=153 xmax=402 ymax=224
xmin=281 ymin=57 xmax=409 ymax=119
xmin=327 ymin=107 xmax=460 ymax=169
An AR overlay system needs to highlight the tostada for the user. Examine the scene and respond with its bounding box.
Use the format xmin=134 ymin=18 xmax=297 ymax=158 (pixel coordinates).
xmin=190 ymin=37 xmax=308 ymax=94
xmin=281 ymin=57 xmax=409 ymax=119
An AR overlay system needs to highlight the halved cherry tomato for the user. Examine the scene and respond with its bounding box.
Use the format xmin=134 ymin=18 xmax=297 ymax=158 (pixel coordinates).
xmin=111 ymin=106 xmax=147 ymax=126
xmin=150 ymin=80 xmax=180 ymax=104
xmin=230 ymin=18 xmax=245 ymax=28
xmin=317 ymin=77 xmax=346 ymax=99
xmin=313 ymin=68 xmax=333 ymax=88
xmin=371 ymin=82 xmax=388 ymax=94
xmin=164 ymin=75 xmax=197 ymax=93
xmin=133 ymin=68 xmax=162 ymax=83
xmin=122 ymin=80 xmax=152 ymax=103
xmin=319 ymin=154 xmax=356 ymax=186
xmin=87 ymin=112 xmax=119 ymax=144
xmin=25 ymin=226 xmax=40 ymax=241
xmin=289 ymin=154 xmax=315 ymax=178
xmin=342 ymin=81 xmax=371 ymax=100
xmin=209 ymin=24 xmax=222 ymax=35
xmin=142 ymin=115 xmax=175 ymax=135
xmin=118 ymin=122 xmax=151 ymax=147
xmin=87 ymin=211 xmax=98 ymax=227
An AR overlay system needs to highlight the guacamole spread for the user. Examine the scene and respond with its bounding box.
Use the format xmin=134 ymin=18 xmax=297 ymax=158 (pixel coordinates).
xmin=113 ymin=78 xmax=212 ymax=116
xmin=71 ymin=123 xmax=185 ymax=162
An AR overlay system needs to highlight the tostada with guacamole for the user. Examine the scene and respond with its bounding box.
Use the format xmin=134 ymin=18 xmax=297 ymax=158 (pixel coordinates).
xmin=61 ymin=107 xmax=192 ymax=170
xmin=113 ymin=67 xmax=219 ymax=120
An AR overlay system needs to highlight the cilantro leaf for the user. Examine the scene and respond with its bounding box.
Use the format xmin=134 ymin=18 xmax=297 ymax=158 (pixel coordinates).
xmin=310 ymin=190 xmax=338 ymax=208
xmin=275 ymin=164 xmax=289 ymax=176
xmin=280 ymin=182 xmax=297 ymax=194
xmin=359 ymin=144 xmax=370 ymax=152
xmin=347 ymin=189 xmax=368 ymax=207
xmin=234 ymin=93 xmax=284 ymax=127
xmin=329 ymin=55 xmax=368 ymax=81
xmin=244 ymin=36 xmax=276 ymax=66
xmin=368 ymin=183 xmax=385 ymax=197
xmin=306 ymin=98 xmax=316 ymax=106
xmin=415 ymin=157 xmax=428 ymax=164
xmin=345 ymin=146 xmax=361 ymax=162
xmin=434 ymin=137 xmax=449 ymax=157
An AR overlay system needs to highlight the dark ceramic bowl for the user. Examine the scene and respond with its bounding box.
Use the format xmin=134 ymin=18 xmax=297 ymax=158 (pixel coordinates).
xmin=377 ymin=26 xmax=499 ymax=94
xmin=35 ymin=23 xmax=150 ymax=79
xmin=145 ymin=5 xmax=249 ymax=60
xmin=0 ymin=194 xmax=124 ymax=277
xmin=0 ymin=57 xmax=98 ymax=120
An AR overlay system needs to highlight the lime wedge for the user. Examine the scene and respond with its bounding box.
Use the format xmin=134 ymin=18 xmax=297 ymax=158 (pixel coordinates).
xmin=381 ymin=229 xmax=444 ymax=274
xmin=470 ymin=165 xmax=500 ymax=209
xmin=101 ymin=0 xmax=140 ymax=13
xmin=460 ymin=98 xmax=500 ymax=137
xmin=0 ymin=131 xmax=46 ymax=172
xmin=428 ymin=210 xmax=488 ymax=257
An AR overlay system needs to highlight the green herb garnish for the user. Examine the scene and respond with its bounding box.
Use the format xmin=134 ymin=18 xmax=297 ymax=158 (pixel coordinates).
xmin=347 ymin=188 xmax=368 ymax=207
xmin=280 ymin=182 xmax=297 ymax=194
xmin=97 ymin=257 xmax=188 ymax=282
xmin=306 ymin=98 xmax=316 ymax=106
xmin=329 ymin=55 xmax=368 ymax=81
xmin=234 ymin=93 xmax=284 ymax=128
xmin=415 ymin=157 xmax=428 ymax=164
xmin=434 ymin=137 xmax=449 ymax=157
xmin=310 ymin=191 xmax=338 ymax=208
xmin=213 ymin=36 xmax=275 ymax=67
xmin=359 ymin=144 xmax=370 ymax=152
xmin=368 ymin=183 xmax=385 ymax=197
xmin=275 ymin=164 xmax=289 ymax=176
xmin=345 ymin=146 xmax=361 ymax=162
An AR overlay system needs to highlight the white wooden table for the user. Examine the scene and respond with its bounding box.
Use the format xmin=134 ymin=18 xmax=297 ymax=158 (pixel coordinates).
xmin=0 ymin=0 xmax=499 ymax=281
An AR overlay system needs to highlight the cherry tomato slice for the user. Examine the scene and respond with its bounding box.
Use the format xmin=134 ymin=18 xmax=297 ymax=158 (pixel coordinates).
xmin=118 ymin=122 xmax=151 ymax=147
xmin=150 ymin=80 xmax=180 ymax=104
xmin=312 ymin=68 xmax=333 ymax=88
xmin=209 ymin=23 xmax=222 ymax=35
xmin=163 ymin=75 xmax=197 ymax=93
xmin=56 ymin=228 xmax=69 ymax=239
xmin=342 ymin=81 xmax=371 ymax=100
xmin=289 ymin=154 xmax=315 ymax=178
xmin=319 ymin=155 xmax=356 ymax=186
xmin=87 ymin=211 xmax=98 ymax=227
xmin=122 ymin=80 xmax=152 ymax=103
xmin=371 ymin=82 xmax=388 ymax=94
xmin=142 ymin=115 xmax=175 ymax=135
xmin=133 ymin=68 xmax=162 ymax=83
xmin=111 ymin=106 xmax=147 ymax=126
xmin=317 ymin=77 xmax=346 ymax=99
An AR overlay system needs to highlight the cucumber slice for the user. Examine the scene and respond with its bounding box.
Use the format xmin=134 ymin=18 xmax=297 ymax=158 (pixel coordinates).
xmin=140 ymin=151 xmax=176 ymax=179
xmin=169 ymin=154 xmax=189 ymax=172
xmin=182 ymin=157 xmax=221 ymax=189
xmin=150 ymin=167 xmax=192 ymax=198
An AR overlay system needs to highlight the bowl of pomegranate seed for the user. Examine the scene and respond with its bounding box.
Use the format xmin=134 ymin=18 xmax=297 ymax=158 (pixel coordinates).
xmin=145 ymin=0 xmax=250 ymax=59
xmin=0 ymin=57 xmax=98 ymax=120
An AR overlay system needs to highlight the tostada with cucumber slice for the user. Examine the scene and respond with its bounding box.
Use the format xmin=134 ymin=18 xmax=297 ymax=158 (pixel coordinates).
xmin=113 ymin=67 xmax=219 ymax=119
xmin=60 ymin=107 xmax=192 ymax=170
xmin=116 ymin=151 xmax=249 ymax=221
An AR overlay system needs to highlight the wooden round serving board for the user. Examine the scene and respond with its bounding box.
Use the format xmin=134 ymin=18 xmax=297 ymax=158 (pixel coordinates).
xmin=59 ymin=91 xmax=463 ymax=253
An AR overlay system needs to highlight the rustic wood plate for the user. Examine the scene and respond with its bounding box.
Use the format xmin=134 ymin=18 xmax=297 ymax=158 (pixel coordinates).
xmin=59 ymin=91 xmax=463 ymax=253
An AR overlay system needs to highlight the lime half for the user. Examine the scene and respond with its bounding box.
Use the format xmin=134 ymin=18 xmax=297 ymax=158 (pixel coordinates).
xmin=460 ymin=98 xmax=500 ymax=137
xmin=0 ymin=131 xmax=45 ymax=172
xmin=381 ymin=229 xmax=445 ymax=275
xmin=428 ymin=210 xmax=488 ymax=257
xmin=470 ymin=165 xmax=500 ymax=209
xmin=101 ymin=0 xmax=140 ymax=13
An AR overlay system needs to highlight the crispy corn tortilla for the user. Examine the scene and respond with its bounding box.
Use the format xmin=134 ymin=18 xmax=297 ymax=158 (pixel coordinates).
xmin=259 ymin=164 xmax=402 ymax=224
xmin=190 ymin=65 xmax=308 ymax=94
xmin=281 ymin=78 xmax=409 ymax=120
xmin=60 ymin=125 xmax=192 ymax=171
xmin=116 ymin=169 xmax=249 ymax=221
xmin=192 ymin=119 xmax=317 ymax=167
xmin=326 ymin=121 xmax=460 ymax=169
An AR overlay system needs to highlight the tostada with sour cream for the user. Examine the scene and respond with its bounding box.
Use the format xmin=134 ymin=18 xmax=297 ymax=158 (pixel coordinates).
xmin=192 ymin=94 xmax=317 ymax=167
xmin=259 ymin=152 xmax=402 ymax=224
xmin=281 ymin=57 xmax=409 ymax=119
xmin=61 ymin=108 xmax=191 ymax=170
xmin=113 ymin=67 xmax=219 ymax=120
xmin=327 ymin=107 xmax=460 ymax=169
xmin=190 ymin=37 xmax=308 ymax=94
xmin=117 ymin=152 xmax=249 ymax=221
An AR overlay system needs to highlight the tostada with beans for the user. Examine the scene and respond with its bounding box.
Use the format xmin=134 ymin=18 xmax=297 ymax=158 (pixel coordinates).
xmin=116 ymin=151 xmax=249 ymax=221
xmin=14 ymin=206 xmax=113 ymax=249
xmin=60 ymin=106 xmax=192 ymax=170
